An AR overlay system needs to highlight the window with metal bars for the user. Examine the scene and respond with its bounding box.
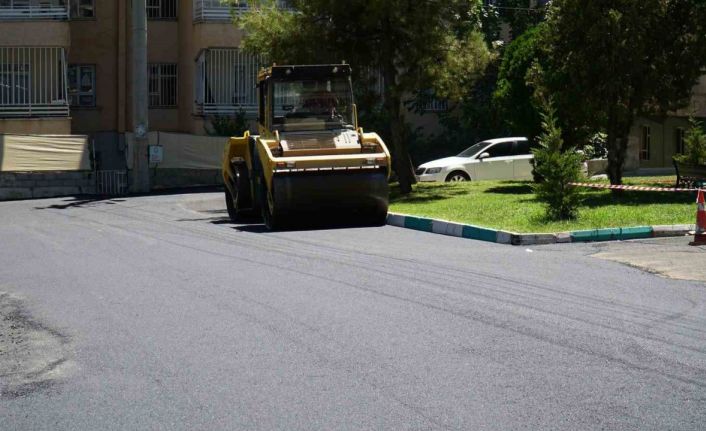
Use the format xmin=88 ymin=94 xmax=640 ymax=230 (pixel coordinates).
xmin=149 ymin=63 xmax=177 ymax=107
xmin=640 ymin=125 xmax=651 ymax=161
xmin=67 ymin=64 xmax=96 ymax=107
xmin=146 ymin=0 xmax=177 ymax=19
xmin=70 ymin=0 xmax=95 ymax=18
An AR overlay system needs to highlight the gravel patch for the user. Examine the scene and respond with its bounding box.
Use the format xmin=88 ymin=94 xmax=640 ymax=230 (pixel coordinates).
xmin=0 ymin=292 xmax=74 ymax=398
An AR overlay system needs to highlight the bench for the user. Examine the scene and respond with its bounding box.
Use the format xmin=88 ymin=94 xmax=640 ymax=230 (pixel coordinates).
xmin=674 ymin=159 xmax=706 ymax=188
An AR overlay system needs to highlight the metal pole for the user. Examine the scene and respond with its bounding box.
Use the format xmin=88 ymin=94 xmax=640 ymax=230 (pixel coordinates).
xmin=130 ymin=0 xmax=150 ymax=193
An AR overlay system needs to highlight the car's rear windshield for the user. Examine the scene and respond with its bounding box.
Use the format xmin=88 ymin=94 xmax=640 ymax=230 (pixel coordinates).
xmin=457 ymin=141 xmax=490 ymax=158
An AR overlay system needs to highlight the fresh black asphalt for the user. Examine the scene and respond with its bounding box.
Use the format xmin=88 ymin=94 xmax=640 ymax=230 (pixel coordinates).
xmin=1 ymin=192 xmax=705 ymax=430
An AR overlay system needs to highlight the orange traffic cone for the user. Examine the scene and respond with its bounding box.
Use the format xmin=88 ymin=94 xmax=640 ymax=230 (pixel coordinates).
xmin=690 ymin=189 xmax=706 ymax=246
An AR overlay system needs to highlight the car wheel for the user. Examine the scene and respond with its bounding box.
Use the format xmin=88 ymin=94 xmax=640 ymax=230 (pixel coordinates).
xmin=445 ymin=171 xmax=469 ymax=182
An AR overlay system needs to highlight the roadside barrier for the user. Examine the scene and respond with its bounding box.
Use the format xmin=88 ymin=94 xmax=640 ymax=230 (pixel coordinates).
xmin=569 ymin=182 xmax=699 ymax=192
xmin=690 ymin=189 xmax=706 ymax=246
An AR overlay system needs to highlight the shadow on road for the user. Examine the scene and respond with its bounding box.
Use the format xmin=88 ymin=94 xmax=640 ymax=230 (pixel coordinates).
xmin=33 ymin=197 xmax=125 ymax=210
xmin=216 ymin=216 xmax=383 ymax=233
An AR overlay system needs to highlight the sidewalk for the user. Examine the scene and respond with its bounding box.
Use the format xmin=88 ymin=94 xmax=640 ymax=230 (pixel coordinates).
xmin=590 ymin=236 xmax=706 ymax=283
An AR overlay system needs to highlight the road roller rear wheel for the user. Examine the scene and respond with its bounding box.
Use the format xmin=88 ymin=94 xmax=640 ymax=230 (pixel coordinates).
xmin=224 ymin=187 xmax=238 ymax=222
xmin=261 ymin=177 xmax=283 ymax=231
xmin=370 ymin=209 xmax=388 ymax=226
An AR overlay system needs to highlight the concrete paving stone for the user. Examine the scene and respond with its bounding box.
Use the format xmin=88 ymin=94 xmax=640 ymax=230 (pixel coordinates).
xmin=555 ymin=232 xmax=572 ymax=243
xmin=431 ymin=220 xmax=450 ymax=235
xmin=445 ymin=222 xmax=465 ymax=237
xmin=513 ymin=233 xmax=556 ymax=246
xmin=496 ymin=231 xmax=513 ymax=244
xmin=386 ymin=213 xmax=405 ymax=227
xmin=652 ymin=224 xmax=695 ymax=237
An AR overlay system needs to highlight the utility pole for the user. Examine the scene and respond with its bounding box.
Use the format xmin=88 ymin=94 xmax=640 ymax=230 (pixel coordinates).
xmin=130 ymin=0 xmax=150 ymax=193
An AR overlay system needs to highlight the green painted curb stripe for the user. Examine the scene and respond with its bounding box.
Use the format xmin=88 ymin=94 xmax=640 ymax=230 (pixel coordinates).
xmin=390 ymin=213 xmax=662 ymax=245
xmin=462 ymin=225 xmax=498 ymax=242
xmin=619 ymin=226 xmax=653 ymax=240
xmin=403 ymin=216 xmax=433 ymax=232
xmin=570 ymin=226 xmax=653 ymax=242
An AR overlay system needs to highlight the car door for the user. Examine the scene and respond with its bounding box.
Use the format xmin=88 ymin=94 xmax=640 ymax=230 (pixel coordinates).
xmin=473 ymin=142 xmax=514 ymax=180
xmin=512 ymin=140 xmax=534 ymax=180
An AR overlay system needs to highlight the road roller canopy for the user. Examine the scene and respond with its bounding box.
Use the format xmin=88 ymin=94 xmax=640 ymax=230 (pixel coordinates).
xmin=259 ymin=64 xmax=356 ymax=133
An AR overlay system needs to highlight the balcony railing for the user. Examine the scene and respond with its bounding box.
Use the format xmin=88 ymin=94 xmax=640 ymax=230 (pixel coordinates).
xmin=0 ymin=47 xmax=69 ymax=118
xmin=193 ymin=0 xmax=291 ymax=22
xmin=194 ymin=48 xmax=260 ymax=116
xmin=0 ymin=0 xmax=68 ymax=20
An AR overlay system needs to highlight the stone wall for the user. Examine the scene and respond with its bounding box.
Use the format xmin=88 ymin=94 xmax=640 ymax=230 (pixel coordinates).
xmin=0 ymin=172 xmax=96 ymax=201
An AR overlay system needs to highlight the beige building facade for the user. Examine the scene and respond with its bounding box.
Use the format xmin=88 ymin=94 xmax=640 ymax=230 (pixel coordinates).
xmin=0 ymin=0 xmax=269 ymax=145
xmin=629 ymin=75 xmax=706 ymax=170
xmin=1 ymin=1 xmax=703 ymax=173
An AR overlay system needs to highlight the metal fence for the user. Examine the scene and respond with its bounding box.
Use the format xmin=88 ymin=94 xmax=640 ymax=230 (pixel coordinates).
xmin=0 ymin=47 xmax=69 ymax=117
xmin=95 ymin=170 xmax=128 ymax=196
xmin=193 ymin=0 xmax=291 ymax=22
xmin=0 ymin=0 xmax=68 ymax=20
xmin=424 ymin=99 xmax=449 ymax=113
xmin=194 ymin=48 xmax=260 ymax=116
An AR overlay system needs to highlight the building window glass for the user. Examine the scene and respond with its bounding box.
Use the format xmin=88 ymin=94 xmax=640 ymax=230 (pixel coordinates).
xmin=70 ymin=0 xmax=95 ymax=18
xmin=67 ymin=65 xmax=96 ymax=107
xmin=675 ymin=127 xmax=686 ymax=155
xmin=147 ymin=0 xmax=177 ymax=19
xmin=640 ymin=125 xmax=651 ymax=161
xmin=149 ymin=64 xmax=177 ymax=107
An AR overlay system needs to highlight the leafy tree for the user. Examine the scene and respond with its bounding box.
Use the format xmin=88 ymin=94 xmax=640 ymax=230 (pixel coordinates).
xmin=205 ymin=111 xmax=249 ymax=137
xmin=532 ymin=99 xmax=583 ymax=220
xmin=492 ymin=0 xmax=548 ymax=38
xmin=541 ymin=0 xmax=706 ymax=185
xmin=235 ymin=0 xmax=492 ymax=193
xmin=493 ymin=25 xmax=544 ymax=141
xmin=425 ymin=59 xmax=506 ymax=164
xmin=674 ymin=117 xmax=706 ymax=165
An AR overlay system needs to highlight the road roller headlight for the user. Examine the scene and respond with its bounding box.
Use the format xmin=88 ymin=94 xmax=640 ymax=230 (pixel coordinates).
xmin=275 ymin=161 xmax=296 ymax=171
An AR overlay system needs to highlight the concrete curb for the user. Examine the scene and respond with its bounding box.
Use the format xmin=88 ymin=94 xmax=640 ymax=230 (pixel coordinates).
xmin=386 ymin=212 xmax=695 ymax=246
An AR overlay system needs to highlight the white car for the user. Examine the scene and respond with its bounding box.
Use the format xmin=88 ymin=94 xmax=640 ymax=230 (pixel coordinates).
xmin=416 ymin=137 xmax=535 ymax=182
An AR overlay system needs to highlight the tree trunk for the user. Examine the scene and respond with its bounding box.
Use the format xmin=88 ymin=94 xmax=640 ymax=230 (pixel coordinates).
xmin=605 ymin=107 xmax=632 ymax=186
xmin=382 ymin=69 xmax=416 ymax=194
xmin=606 ymin=133 xmax=624 ymax=186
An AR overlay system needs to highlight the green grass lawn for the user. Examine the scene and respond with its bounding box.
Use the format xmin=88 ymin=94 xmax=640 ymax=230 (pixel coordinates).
xmin=389 ymin=176 xmax=696 ymax=233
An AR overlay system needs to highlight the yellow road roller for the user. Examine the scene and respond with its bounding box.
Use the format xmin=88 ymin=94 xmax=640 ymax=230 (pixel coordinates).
xmin=222 ymin=64 xmax=391 ymax=230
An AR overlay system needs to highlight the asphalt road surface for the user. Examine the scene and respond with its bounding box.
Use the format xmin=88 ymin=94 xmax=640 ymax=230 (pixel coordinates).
xmin=1 ymin=191 xmax=705 ymax=430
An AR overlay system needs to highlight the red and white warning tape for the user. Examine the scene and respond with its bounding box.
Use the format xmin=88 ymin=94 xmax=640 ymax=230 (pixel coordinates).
xmin=569 ymin=182 xmax=700 ymax=192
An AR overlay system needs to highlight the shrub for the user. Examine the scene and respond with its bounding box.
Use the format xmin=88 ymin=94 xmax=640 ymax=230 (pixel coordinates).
xmin=532 ymin=100 xmax=583 ymax=220
xmin=674 ymin=117 xmax=706 ymax=166
xmin=582 ymin=132 xmax=608 ymax=160
xmin=205 ymin=111 xmax=249 ymax=137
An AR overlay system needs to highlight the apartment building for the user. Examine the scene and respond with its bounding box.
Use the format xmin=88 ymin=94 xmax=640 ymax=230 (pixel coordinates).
xmin=0 ymin=0 xmax=288 ymax=166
